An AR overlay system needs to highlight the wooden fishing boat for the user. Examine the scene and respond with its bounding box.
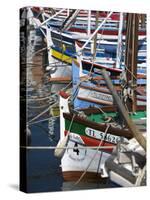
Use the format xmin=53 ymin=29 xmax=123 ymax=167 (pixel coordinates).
xmin=56 ymin=90 xmax=146 ymax=181
xmin=57 ymin=80 xmax=146 ymax=182
xmin=50 ymin=45 xmax=146 ymax=78
xmin=72 ymin=60 xmax=146 ymax=109
xmin=46 ymin=13 xmax=146 ymax=36
xmin=49 ymin=29 xmax=146 ymax=60
xmin=54 ymin=12 xmax=146 ymax=183
xmin=103 ymin=13 xmax=146 ymax=187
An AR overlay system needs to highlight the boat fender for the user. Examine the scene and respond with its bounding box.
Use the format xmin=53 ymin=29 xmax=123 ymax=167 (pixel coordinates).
xmin=54 ymin=134 xmax=69 ymax=158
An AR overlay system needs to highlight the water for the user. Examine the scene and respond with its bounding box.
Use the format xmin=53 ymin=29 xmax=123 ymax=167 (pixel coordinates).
xmin=26 ymin=28 xmax=118 ymax=193
xmin=27 ymin=121 xmax=63 ymax=193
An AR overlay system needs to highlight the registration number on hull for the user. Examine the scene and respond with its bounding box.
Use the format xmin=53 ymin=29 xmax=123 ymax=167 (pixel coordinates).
xmin=85 ymin=127 xmax=121 ymax=144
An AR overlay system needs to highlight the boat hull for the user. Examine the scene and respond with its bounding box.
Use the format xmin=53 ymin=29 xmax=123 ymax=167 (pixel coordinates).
xmin=61 ymin=139 xmax=110 ymax=181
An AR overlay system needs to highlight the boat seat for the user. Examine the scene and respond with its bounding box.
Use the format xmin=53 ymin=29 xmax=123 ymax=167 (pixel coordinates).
xmin=105 ymin=151 xmax=146 ymax=184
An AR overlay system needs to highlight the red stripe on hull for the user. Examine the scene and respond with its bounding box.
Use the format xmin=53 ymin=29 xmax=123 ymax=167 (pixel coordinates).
xmin=80 ymin=135 xmax=115 ymax=152
xmin=64 ymin=130 xmax=115 ymax=152
xmin=69 ymin=27 xmax=146 ymax=36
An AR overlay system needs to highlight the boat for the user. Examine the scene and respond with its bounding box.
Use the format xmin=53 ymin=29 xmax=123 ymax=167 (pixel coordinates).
xmin=104 ymin=136 xmax=146 ymax=187
xmin=50 ymin=44 xmax=146 ymax=78
xmin=32 ymin=10 xmax=146 ymax=62
xmin=103 ymin=13 xmax=146 ymax=187
xmin=55 ymin=87 xmax=146 ymax=181
xmin=54 ymin=12 xmax=146 ymax=183
xmin=49 ymin=28 xmax=146 ymax=62
xmin=72 ymin=59 xmax=146 ymax=110
xmin=46 ymin=10 xmax=146 ymax=36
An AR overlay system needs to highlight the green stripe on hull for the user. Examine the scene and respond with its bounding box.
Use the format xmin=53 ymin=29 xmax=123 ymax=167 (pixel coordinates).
xmin=129 ymin=111 xmax=146 ymax=120
xmin=87 ymin=111 xmax=146 ymax=123
xmin=65 ymin=119 xmax=86 ymax=137
xmin=65 ymin=111 xmax=146 ymax=138
xmin=87 ymin=112 xmax=117 ymax=123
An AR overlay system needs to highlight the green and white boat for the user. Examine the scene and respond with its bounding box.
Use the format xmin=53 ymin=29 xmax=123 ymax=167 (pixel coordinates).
xmin=55 ymin=90 xmax=146 ymax=181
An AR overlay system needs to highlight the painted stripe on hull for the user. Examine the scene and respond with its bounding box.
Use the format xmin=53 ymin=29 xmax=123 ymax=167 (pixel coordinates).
xmin=51 ymin=48 xmax=76 ymax=64
xmin=69 ymin=27 xmax=146 ymax=36
xmin=65 ymin=131 xmax=115 ymax=152
xmin=62 ymin=171 xmax=107 ymax=182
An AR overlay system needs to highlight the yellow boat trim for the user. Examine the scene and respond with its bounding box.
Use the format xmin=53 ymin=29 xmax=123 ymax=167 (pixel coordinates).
xmin=51 ymin=49 xmax=76 ymax=64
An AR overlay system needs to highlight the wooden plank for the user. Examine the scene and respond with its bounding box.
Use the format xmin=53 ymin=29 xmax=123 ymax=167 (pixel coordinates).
xmin=48 ymin=76 xmax=71 ymax=83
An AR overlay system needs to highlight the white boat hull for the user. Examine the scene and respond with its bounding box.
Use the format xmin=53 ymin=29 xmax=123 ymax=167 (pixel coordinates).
xmin=61 ymin=139 xmax=110 ymax=181
xmin=109 ymin=171 xmax=135 ymax=187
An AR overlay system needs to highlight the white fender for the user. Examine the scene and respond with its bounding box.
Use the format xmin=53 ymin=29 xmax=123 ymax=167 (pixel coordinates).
xmin=75 ymin=42 xmax=85 ymax=77
xmin=54 ymin=91 xmax=70 ymax=158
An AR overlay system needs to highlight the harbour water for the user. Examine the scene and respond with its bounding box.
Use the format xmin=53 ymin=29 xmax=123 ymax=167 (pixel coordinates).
xmin=26 ymin=29 xmax=118 ymax=193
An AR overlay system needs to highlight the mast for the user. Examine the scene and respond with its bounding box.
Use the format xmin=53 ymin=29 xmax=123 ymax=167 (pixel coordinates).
xmin=61 ymin=9 xmax=80 ymax=32
xmin=87 ymin=10 xmax=91 ymax=36
xmin=116 ymin=12 xmax=124 ymax=69
xmin=67 ymin=8 xmax=70 ymax=17
xmin=91 ymin=11 xmax=99 ymax=56
xmin=80 ymin=11 xmax=113 ymax=51
xmin=124 ymin=13 xmax=139 ymax=112
xmin=92 ymin=11 xmax=99 ymax=58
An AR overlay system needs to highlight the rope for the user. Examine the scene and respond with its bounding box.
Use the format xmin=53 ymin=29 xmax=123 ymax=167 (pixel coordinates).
xmin=27 ymin=103 xmax=52 ymax=109
xmin=61 ymin=80 xmax=73 ymax=91
xmin=32 ymin=47 xmax=48 ymax=57
xmin=66 ymin=113 xmax=76 ymax=135
xmin=28 ymin=117 xmax=54 ymax=125
xmin=73 ymin=124 xmax=110 ymax=186
xmin=27 ymin=102 xmax=58 ymax=123
xmin=27 ymin=96 xmax=53 ymax=101
xmin=135 ymin=165 xmax=146 ymax=186
xmin=124 ymin=65 xmax=137 ymax=80
xmin=21 ymin=145 xmax=115 ymax=150
xmin=96 ymin=150 xmax=103 ymax=174
xmin=96 ymin=106 xmax=108 ymax=118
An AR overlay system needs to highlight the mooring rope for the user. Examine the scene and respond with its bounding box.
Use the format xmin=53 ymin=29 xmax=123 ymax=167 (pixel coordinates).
xmin=66 ymin=113 xmax=76 ymax=135
xmin=28 ymin=117 xmax=54 ymax=125
xmin=135 ymin=165 xmax=146 ymax=186
xmin=21 ymin=145 xmax=115 ymax=150
xmin=27 ymin=102 xmax=58 ymax=124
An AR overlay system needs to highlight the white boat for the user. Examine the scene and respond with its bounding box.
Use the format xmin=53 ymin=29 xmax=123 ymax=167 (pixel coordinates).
xmin=104 ymin=137 xmax=146 ymax=187
xmin=57 ymin=91 xmax=112 ymax=182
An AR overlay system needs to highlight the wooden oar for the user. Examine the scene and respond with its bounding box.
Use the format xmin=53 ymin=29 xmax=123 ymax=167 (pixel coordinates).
xmin=101 ymin=69 xmax=146 ymax=151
